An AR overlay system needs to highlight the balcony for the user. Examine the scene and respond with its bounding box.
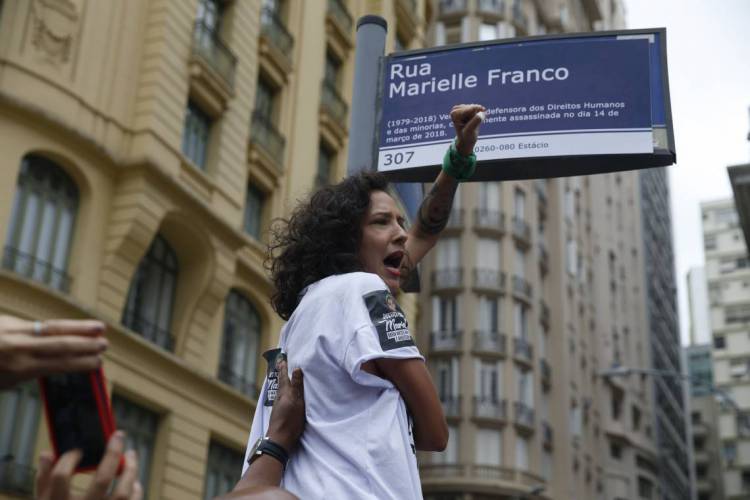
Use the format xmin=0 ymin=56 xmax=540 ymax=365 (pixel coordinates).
xmin=190 ymin=19 xmax=237 ymax=115
xmin=472 ymin=268 xmax=505 ymax=294
xmin=473 ymin=397 xmax=507 ymax=421
xmin=445 ymin=208 xmax=464 ymax=231
xmin=473 ymin=330 xmax=507 ymax=355
xmin=539 ymin=299 xmax=550 ymax=329
xmin=513 ymin=401 xmax=535 ymax=431
xmin=431 ymin=268 xmax=463 ymax=291
xmin=326 ymin=0 xmax=353 ymax=56
xmin=431 ymin=330 xmax=462 ymax=352
xmin=513 ymin=336 xmax=533 ymax=364
xmin=319 ymin=80 xmax=349 ymax=144
xmin=540 ymin=358 xmax=551 ymax=389
xmin=477 ymin=0 xmax=506 ymax=18
xmin=441 ymin=395 xmax=462 ymax=418
xmin=259 ymin=6 xmax=294 ymax=80
xmin=512 ymin=275 xmax=532 ymax=303
xmin=439 ymin=0 xmax=468 ymax=18
xmin=511 ymin=1 xmax=529 ymax=35
xmin=511 ymin=217 xmax=531 ymax=248
xmin=0 ymin=460 xmax=35 ymax=495
xmin=473 ymin=208 xmax=506 ymax=234
xmin=538 ymin=241 xmax=549 ymax=275
xmin=542 ymin=421 xmax=553 ymax=450
xmin=2 ymin=245 xmax=71 ymax=293
xmin=249 ymin=111 xmax=286 ymax=173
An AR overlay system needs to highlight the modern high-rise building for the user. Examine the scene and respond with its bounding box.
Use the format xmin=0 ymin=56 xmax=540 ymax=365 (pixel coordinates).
xmin=698 ymin=197 xmax=750 ymax=499
xmin=0 ymin=1 xmax=430 ymax=498
xmin=639 ymin=166 xmax=693 ymax=500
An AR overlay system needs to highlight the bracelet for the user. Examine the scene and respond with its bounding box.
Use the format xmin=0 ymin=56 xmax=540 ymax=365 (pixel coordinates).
xmin=441 ymin=139 xmax=477 ymax=181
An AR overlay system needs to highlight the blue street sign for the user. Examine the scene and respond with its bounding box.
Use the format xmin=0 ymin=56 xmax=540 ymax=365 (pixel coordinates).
xmin=377 ymin=29 xmax=675 ymax=182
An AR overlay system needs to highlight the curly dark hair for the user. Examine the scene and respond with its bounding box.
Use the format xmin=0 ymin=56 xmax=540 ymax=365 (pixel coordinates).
xmin=266 ymin=171 xmax=390 ymax=320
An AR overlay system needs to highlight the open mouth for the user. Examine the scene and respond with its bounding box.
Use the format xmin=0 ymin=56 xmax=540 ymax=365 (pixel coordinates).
xmin=383 ymin=250 xmax=404 ymax=273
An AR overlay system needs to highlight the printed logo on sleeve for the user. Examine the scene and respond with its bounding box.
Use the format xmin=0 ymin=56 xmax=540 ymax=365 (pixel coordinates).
xmin=363 ymin=290 xmax=415 ymax=351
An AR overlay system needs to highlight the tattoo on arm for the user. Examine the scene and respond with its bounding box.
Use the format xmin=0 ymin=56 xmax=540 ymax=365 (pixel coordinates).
xmin=416 ymin=182 xmax=457 ymax=236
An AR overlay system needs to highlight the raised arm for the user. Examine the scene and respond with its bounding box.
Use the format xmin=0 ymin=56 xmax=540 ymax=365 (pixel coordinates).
xmin=401 ymin=104 xmax=485 ymax=285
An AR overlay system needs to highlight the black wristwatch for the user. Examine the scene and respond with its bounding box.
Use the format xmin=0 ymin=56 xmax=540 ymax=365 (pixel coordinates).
xmin=247 ymin=436 xmax=289 ymax=469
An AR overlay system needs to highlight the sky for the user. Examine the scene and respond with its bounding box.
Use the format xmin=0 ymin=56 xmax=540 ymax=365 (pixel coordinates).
xmin=625 ymin=0 xmax=750 ymax=345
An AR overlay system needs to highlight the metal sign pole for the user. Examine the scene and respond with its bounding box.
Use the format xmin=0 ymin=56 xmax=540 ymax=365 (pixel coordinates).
xmin=347 ymin=15 xmax=387 ymax=175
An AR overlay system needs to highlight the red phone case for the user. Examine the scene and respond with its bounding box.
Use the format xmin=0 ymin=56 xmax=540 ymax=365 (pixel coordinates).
xmin=39 ymin=367 xmax=121 ymax=473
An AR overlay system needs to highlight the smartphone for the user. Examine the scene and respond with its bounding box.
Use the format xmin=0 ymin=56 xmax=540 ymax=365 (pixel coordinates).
xmin=39 ymin=368 xmax=119 ymax=472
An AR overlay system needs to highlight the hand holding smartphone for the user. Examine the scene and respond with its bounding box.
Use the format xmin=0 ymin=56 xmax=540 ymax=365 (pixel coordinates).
xmin=38 ymin=367 xmax=121 ymax=473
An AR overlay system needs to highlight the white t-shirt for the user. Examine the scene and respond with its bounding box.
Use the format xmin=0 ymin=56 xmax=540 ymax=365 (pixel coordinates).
xmin=243 ymin=272 xmax=424 ymax=500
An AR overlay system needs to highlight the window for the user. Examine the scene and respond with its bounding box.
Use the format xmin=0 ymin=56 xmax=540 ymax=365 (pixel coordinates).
xmin=197 ymin=0 xmax=223 ymax=33
xmin=569 ymin=403 xmax=581 ymax=437
xmin=0 ymin=382 xmax=41 ymax=494
xmin=715 ymin=206 xmax=739 ymax=226
xmin=432 ymin=425 xmax=459 ymax=464
xmin=725 ymin=304 xmax=750 ymax=324
xmin=243 ymin=185 xmax=265 ymax=239
xmin=637 ymin=476 xmax=653 ymax=499
xmin=433 ymin=295 xmax=459 ymax=331
xmin=3 ymin=155 xmax=78 ymax=292
xmin=479 ymin=23 xmax=498 ymax=41
xmin=611 ymin=387 xmax=623 ymax=420
xmin=476 ymin=360 xmax=502 ymax=401
xmin=477 ymin=295 xmax=499 ymax=332
xmin=610 ymin=441 xmax=623 ymax=459
xmin=203 ymin=441 xmax=244 ymax=500
xmin=513 ymin=301 xmax=527 ymax=338
xmin=541 ymin=450 xmax=553 ymax=480
xmin=219 ymin=290 xmax=262 ymax=397
xmin=713 ymin=336 xmax=726 ymax=349
xmin=254 ymin=78 xmax=275 ymax=121
xmin=515 ymin=436 xmax=529 ymax=470
xmin=564 ymin=188 xmax=575 ymax=221
xmin=182 ymin=101 xmax=211 ymax=169
xmin=723 ymin=442 xmax=737 ymax=462
xmin=435 ymin=358 xmax=459 ymax=401
xmin=476 ymin=238 xmax=500 ymax=271
xmin=703 ymin=235 xmax=716 ymax=250
xmin=475 ymin=428 xmax=502 ymax=465
xmin=112 ymin=395 xmax=159 ymax=497
xmin=514 ymin=246 xmax=525 ymax=279
xmin=566 ymin=239 xmax=577 ymax=276
xmin=513 ymin=188 xmax=525 ymax=219
xmin=122 ymin=234 xmax=178 ymax=350
xmin=437 ymin=237 xmax=461 ymax=269
xmin=324 ymin=51 xmax=341 ymax=89
xmin=478 ymin=182 xmax=501 ymax=212
xmin=316 ymin=142 xmax=334 ymax=187
xmin=516 ymin=366 xmax=533 ymax=407
xmin=742 ymin=470 xmax=750 ymax=491
xmin=632 ymin=405 xmax=641 ymax=430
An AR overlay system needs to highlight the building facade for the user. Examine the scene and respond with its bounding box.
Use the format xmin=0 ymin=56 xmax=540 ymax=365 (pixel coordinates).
xmin=700 ymin=197 xmax=750 ymax=499
xmin=412 ymin=2 xmax=685 ymax=500
xmin=0 ymin=0 xmax=430 ymax=498
xmin=685 ymin=343 xmax=725 ymax=500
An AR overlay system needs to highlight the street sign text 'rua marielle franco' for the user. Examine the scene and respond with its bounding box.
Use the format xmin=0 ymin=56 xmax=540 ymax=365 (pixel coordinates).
xmin=376 ymin=29 xmax=675 ymax=181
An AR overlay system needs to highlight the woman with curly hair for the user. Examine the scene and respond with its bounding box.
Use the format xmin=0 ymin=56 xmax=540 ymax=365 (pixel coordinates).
xmin=242 ymin=104 xmax=485 ymax=499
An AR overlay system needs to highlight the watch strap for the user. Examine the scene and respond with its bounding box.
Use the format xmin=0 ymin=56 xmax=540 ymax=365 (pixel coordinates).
xmin=248 ymin=437 xmax=289 ymax=469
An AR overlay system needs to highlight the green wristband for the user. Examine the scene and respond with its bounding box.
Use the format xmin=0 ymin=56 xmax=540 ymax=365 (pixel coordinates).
xmin=442 ymin=139 xmax=477 ymax=181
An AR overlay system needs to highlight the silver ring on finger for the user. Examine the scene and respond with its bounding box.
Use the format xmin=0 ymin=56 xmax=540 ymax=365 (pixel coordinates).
xmin=33 ymin=321 xmax=43 ymax=336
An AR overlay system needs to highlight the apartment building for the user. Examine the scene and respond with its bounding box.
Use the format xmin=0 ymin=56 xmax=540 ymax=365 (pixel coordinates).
xmin=0 ymin=1 xmax=430 ymax=498
xmin=685 ymin=343 xmax=725 ymax=500
xmin=410 ymin=1 xmax=686 ymax=499
xmin=708 ymin=179 xmax=750 ymax=498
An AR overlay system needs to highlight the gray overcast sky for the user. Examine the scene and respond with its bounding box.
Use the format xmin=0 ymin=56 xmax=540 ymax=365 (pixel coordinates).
xmin=625 ymin=0 xmax=750 ymax=345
